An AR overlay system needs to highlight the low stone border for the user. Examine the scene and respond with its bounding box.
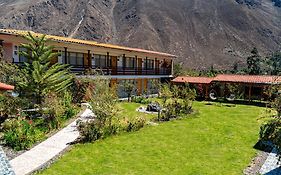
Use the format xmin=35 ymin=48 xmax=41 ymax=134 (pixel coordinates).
xmin=0 ymin=147 xmax=15 ymax=175
xmin=259 ymin=147 xmax=281 ymax=174
xmin=244 ymin=151 xmax=269 ymax=175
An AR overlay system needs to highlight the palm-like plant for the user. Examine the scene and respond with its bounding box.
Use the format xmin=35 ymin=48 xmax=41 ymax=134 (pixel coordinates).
xmin=20 ymin=32 xmax=73 ymax=104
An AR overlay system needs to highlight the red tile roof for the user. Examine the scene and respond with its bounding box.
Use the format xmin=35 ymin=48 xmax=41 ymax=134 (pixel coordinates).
xmin=172 ymin=74 xmax=281 ymax=85
xmin=172 ymin=76 xmax=214 ymax=84
xmin=214 ymin=74 xmax=281 ymax=84
xmin=0 ymin=29 xmax=177 ymax=58
xmin=0 ymin=82 xmax=15 ymax=91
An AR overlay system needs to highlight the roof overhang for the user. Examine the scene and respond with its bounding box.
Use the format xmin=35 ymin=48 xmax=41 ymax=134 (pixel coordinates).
xmin=0 ymin=82 xmax=15 ymax=91
xmin=0 ymin=29 xmax=177 ymax=59
xmin=172 ymin=74 xmax=281 ymax=85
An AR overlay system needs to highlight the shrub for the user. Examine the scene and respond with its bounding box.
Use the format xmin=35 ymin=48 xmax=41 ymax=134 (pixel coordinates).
xmin=260 ymin=119 xmax=281 ymax=149
xmin=0 ymin=60 xmax=28 ymax=91
xmin=121 ymin=80 xmax=136 ymax=102
xmin=41 ymin=92 xmax=78 ymax=130
xmin=159 ymin=84 xmax=173 ymax=103
xmin=78 ymin=116 xmax=147 ymax=142
xmin=78 ymin=76 xmax=120 ymax=142
xmin=258 ymin=85 xmax=281 ymax=160
xmin=71 ymin=78 xmax=96 ymax=103
xmin=2 ymin=116 xmax=44 ymax=151
xmin=41 ymin=93 xmax=66 ymax=130
xmin=159 ymin=99 xmax=189 ymax=121
xmin=77 ymin=120 xmax=120 ymax=142
xmin=132 ymin=96 xmax=151 ymax=104
xmin=158 ymin=84 xmax=195 ymax=121
xmin=0 ymin=93 xmax=31 ymax=123
xmin=125 ymin=117 xmax=146 ymax=132
xmin=62 ymin=91 xmax=79 ymax=120
xmin=77 ymin=76 xmax=147 ymax=142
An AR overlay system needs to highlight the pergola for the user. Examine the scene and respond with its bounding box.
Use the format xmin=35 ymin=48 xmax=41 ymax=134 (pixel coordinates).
xmin=172 ymin=74 xmax=281 ymax=101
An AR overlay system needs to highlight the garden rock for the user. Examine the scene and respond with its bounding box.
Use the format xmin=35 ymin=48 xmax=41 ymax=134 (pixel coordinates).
xmin=146 ymin=102 xmax=161 ymax=112
xmin=80 ymin=108 xmax=96 ymax=120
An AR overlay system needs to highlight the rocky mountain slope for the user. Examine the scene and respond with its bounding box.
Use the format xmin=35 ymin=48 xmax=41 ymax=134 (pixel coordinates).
xmin=0 ymin=0 xmax=281 ymax=69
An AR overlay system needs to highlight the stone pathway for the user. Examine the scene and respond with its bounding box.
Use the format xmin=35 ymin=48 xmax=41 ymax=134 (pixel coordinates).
xmin=10 ymin=109 xmax=95 ymax=175
xmin=260 ymin=147 xmax=281 ymax=175
xmin=0 ymin=147 xmax=15 ymax=175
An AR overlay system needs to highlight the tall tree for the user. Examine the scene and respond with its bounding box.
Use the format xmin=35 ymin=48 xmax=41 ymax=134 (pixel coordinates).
xmin=20 ymin=32 xmax=74 ymax=104
xmin=122 ymin=80 xmax=135 ymax=102
xmin=247 ymin=47 xmax=262 ymax=75
xmin=231 ymin=62 xmax=239 ymax=74
xmin=173 ymin=63 xmax=184 ymax=77
xmin=269 ymin=51 xmax=281 ymax=75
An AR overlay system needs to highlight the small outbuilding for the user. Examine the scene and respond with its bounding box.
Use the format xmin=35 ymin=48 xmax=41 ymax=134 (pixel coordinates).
xmin=172 ymin=74 xmax=281 ymax=101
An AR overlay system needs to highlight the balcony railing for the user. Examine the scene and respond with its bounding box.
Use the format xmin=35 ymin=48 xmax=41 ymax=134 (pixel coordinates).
xmin=13 ymin=61 xmax=172 ymax=76
xmin=71 ymin=66 xmax=172 ymax=76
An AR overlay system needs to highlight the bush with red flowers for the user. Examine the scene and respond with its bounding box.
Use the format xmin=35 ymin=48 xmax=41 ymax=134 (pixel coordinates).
xmin=1 ymin=112 xmax=44 ymax=150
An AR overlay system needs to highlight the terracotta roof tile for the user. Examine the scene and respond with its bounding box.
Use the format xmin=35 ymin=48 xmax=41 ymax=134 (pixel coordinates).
xmin=172 ymin=76 xmax=214 ymax=84
xmin=172 ymin=74 xmax=281 ymax=85
xmin=0 ymin=82 xmax=14 ymax=91
xmin=0 ymin=29 xmax=176 ymax=58
xmin=214 ymin=74 xmax=281 ymax=84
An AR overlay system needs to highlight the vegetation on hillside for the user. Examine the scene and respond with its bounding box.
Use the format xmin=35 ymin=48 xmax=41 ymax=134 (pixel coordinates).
xmin=174 ymin=47 xmax=281 ymax=77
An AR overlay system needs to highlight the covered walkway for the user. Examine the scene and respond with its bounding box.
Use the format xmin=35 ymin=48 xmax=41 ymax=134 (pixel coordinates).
xmin=172 ymin=74 xmax=281 ymax=100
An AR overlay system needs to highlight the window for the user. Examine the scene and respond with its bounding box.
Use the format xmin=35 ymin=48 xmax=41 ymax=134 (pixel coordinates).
xmin=70 ymin=52 xmax=83 ymax=66
xmin=94 ymin=54 xmax=107 ymax=68
xmin=19 ymin=47 xmax=28 ymax=63
xmin=145 ymin=59 xmax=154 ymax=69
xmin=126 ymin=57 xmax=135 ymax=68
xmin=62 ymin=52 xmax=84 ymax=66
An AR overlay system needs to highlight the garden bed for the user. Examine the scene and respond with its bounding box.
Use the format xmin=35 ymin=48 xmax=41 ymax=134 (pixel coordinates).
xmin=0 ymin=107 xmax=83 ymax=160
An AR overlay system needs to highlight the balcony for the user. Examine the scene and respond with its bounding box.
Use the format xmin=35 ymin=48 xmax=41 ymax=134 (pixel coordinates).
xmin=14 ymin=62 xmax=172 ymax=76
xmin=71 ymin=66 xmax=172 ymax=76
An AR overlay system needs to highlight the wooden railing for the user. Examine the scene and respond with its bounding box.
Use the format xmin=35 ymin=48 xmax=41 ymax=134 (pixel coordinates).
xmin=13 ymin=62 xmax=172 ymax=76
xmin=71 ymin=66 xmax=172 ymax=76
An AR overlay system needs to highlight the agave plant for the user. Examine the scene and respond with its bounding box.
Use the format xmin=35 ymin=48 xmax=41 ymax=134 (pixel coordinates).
xmin=20 ymin=32 xmax=73 ymax=104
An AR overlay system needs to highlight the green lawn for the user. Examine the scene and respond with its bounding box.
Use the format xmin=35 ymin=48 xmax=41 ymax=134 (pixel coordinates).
xmin=116 ymin=102 xmax=156 ymax=121
xmin=38 ymin=102 xmax=266 ymax=175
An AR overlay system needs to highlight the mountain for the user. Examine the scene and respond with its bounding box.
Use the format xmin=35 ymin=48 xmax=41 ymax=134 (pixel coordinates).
xmin=0 ymin=0 xmax=281 ymax=69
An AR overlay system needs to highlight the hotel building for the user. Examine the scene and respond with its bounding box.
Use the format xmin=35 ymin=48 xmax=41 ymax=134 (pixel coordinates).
xmin=0 ymin=29 xmax=175 ymax=97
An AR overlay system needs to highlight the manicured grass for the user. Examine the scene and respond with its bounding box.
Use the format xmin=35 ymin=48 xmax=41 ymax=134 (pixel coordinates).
xmin=39 ymin=102 xmax=266 ymax=175
xmin=116 ymin=102 xmax=156 ymax=120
